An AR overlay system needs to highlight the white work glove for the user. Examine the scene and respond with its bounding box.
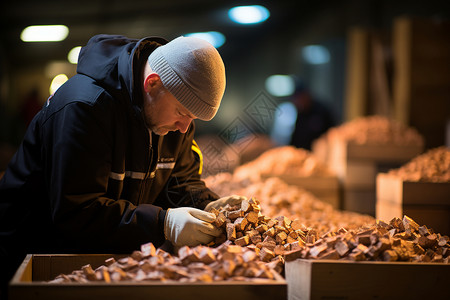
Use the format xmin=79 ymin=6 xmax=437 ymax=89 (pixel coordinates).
xmin=164 ymin=207 xmax=222 ymax=247
xmin=204 ymin=195 xmax=247 ymax=212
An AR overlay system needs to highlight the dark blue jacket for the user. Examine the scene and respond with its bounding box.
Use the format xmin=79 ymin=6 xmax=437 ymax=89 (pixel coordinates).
xmin=0 ymin=35 xmax=218 ymax=261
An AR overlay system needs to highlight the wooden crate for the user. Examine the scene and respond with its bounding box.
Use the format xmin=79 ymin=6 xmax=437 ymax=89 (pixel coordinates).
xmin=9 ymin=254 xmax=287 ymax=300
xmin=377 ymin=173 xmax=450 ymax=206
xmin=285 ymin=258 xmax=450 ymax=300
xmin=326 ymin=138 xmax=423 ymax=215
xmin=343 ymin=188 xmax=376 ymax=216
xmin=376 ymin=201 xmax=450 ymax=235
xmin=376 ymin=173 xmax=450 ymax=235
xmin=264 ymin=174 xmax=340 ymax=209
xmin=328 ymin=138 xmax=423 ymax=189
xmin=311 ymin=136 xmax=328 ymax=165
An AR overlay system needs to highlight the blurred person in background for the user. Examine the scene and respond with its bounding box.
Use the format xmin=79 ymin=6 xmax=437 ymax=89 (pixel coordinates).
xmin=289 ymin=79 xmax=335 ymax=150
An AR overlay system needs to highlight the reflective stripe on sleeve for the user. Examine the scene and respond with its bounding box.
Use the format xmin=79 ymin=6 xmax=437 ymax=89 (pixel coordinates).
xmin=110 ymin=171 xmax=147 ymax=181
xmin=109 ymin=171 xmax=125 ymax=181
xmin=156 ymin=162 xmax=176 ymax=169
xmin=125 ymin=171 xmax=146 ymax=180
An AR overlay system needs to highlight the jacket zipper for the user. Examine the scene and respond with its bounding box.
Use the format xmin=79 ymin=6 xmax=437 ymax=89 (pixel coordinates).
xmin=137 ymin=129 xmax=154 ymax=204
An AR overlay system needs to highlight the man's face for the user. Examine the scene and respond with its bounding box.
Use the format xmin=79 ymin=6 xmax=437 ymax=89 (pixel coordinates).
xmin=142 ymin=86 xmax=195 ymax=136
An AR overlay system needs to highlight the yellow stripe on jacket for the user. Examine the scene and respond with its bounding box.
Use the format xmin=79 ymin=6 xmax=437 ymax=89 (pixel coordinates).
xmin=191 ymin=139 xmax=203 ymax=175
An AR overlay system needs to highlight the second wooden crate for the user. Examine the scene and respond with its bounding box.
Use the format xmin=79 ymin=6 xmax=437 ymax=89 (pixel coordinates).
xmin=285 ymin=258 xmax=450 ymax=300
xmin=376 ymin=173 xmax=450 ymax=235
xmin=263 ymin=174 xmax=340 ymax=209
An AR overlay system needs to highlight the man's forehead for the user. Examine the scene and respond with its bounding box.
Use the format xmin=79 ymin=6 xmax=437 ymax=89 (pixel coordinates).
xmin=175 ymin=97 xmax=196 ymax=119
xmin=164 ymin=87 xmax=196 ymax=119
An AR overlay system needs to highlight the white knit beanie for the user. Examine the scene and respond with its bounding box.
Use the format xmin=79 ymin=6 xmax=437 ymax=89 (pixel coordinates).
xmin=147 ymin=36 xmax=226 ymax=121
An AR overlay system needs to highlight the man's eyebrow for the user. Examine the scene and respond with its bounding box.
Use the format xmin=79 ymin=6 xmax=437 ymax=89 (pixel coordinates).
xmin=187 ymin=111 xmax=196 ymax=119
xmin=180 ymin=106 xmax=196 ymax=119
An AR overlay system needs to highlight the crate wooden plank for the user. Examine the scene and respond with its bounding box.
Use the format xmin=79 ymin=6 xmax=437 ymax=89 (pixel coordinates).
xmin=274 ymin=175 xmax=339 ymax=191
xmin=316 ymin=195 xmax=340 ymax=210
xmin=270 ymin=174 xmax=340 ymax=209
xmin=311 ymin=136 xmax=329 ymax=165
xmin=329 ymin=138 xmax=422 ymax=165
xmin=327 ymin=137 xmax=348 ymax=181
xmin=376 ymin=173 xmax=450 ymax=235
xmin=377 ymin=173 xmax=450 ymax=206
xmin=346 ymin=142 xmax=423 ymax=162
xmin=343 ymin=188 xmax=376 ymax=216
xmin=376 ymin=200 xmax=450 ymax=235
xmin=344 ymin=160 xmax=408 ymax=189
xmin=11 ymin=282 xmax=287 ymax=300
xmin=375 ymin=200 xmax=403 ymax=223
xmin=328 ymin=138 xmax=422 ymax=190
xmin=286 ymin=259 xmax=450 ymax=300
xmin=32 ymin=254 xmax=126 ymax=281
xmin=9 ymin=254 xmax=287 ymax=300
xmin=344 ymin=160 xmax=377 ymax=189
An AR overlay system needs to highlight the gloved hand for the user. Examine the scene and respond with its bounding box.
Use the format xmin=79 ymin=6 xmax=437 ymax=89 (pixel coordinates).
xmin=164 ymin=207 xmax=222 ymax=247
xmin=204 ymin=195 xmax=247 ymax=212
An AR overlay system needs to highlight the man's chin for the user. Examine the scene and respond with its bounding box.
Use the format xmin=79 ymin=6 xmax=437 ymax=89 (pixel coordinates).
xmin=153 ymin=127 xmax=175 ymax=136
xmin=153 ymin=130 xmax=168 ymax=136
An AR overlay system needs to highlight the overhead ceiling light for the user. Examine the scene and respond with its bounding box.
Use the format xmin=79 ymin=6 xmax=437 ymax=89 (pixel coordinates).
xmin=184 ymin=31 xmax=226 ymax=48
xmin=49 ymin=74 xmax=68 ymax=95
xmin=20 ymin=25 xmax=69 ymax=42
xmin=265 ymin=75 xmax=295 ymax=97
xmin=228 ymin=5 xmax=270 ymax=24
xmin=68 ymin=46 xmax=82 ymax=64
xmin=301 ymin=45 xmax=330 ymax=65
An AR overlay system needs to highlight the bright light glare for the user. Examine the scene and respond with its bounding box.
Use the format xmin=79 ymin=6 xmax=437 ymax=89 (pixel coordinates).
xmin=49 ymin=74 xmax=68 ymax=95
xmin=228 ymin=5 xmax=270 ymax=24
xmin=21 ymin=25 xmax=69 ymax=42
xmin=276 ymin=102 xmax=298 ymax=127
xmin=271 ymin=102 xmax=298 ymax=145
xmin=68 ymin=46 xmax=82 ymax=64
xmin=265 ymin=75 xmax=295 ymax=97
xmin=302 ymin=45 xmax=330 ymax=64
xmin=184 ymin=31 xmax=226 ymax=48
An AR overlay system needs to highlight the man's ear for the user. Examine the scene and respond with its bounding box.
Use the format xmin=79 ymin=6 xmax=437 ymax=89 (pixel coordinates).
xmin=143 ymin=73 xmax=162 ymax=93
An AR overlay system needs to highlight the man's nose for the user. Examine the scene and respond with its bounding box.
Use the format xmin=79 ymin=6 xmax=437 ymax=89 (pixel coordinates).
xmin=176 ymin=117 xmax=192 ymax=133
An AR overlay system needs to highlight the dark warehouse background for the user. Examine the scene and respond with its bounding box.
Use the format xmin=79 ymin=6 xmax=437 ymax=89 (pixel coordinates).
xmin=0 ymin=0 xmax=449 ymax=170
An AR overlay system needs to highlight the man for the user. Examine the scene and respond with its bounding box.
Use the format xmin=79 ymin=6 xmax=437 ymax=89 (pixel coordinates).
xmin=289 ymin=79 xmax=334 ymax=150
xmin=0 ymin=35 xmax=244 ymax=291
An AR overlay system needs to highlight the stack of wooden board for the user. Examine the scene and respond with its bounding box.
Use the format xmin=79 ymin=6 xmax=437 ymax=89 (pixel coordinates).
xmin=393 ymin=17 xmax=450 ymax=149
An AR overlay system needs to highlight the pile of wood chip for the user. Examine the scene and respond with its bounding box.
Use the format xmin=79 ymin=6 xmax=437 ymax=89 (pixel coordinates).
xmin=284 ymin=215 xmax=450 ymax=263
xmin=49 ymin=241 xmax=283 ymax=283
xmin=210 ymin=198 xmax=449 ymax=264
xmin=49 ymin=199 xmax=449 ymax=284
xmin=233 ymin=146 xmax=333 ymax=181
xmin=205 ymin=173 xmax=375 ymax=235
xmin=210 ymin=197 xmax=309 ymax=264
xmin=325 ymin=115 xmax=424 ymax=146
xmin=387 ymin=146 xmax=450 ymax=182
